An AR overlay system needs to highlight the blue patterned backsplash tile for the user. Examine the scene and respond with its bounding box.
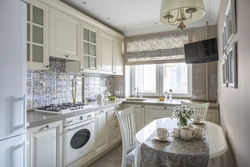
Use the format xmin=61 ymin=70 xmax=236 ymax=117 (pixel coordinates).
xmin=84 ymin=74 xmax=113 ymax=101
xmin=26 ymin=58 xmax=113 ymax=109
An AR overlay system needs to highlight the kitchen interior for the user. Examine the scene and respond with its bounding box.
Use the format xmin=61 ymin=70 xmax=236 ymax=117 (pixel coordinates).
xmin=1 ymin=0 xmax=250 ymax=167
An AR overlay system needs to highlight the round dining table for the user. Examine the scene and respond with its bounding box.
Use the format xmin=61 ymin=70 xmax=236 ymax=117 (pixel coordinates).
xmin=134 ymin=118 xmax=228 ymax=167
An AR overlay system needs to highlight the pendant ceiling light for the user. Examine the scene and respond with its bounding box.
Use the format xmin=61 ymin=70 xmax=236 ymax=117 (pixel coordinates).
xmin=160 ymin=0 xmax=205 ymax=30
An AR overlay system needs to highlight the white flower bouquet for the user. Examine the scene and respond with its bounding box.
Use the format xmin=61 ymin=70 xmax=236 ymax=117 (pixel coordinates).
xmin=172 ymin=105 xmax=195 ymax=127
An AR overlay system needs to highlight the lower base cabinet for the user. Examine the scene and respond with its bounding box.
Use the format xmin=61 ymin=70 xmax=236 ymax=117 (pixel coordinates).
xmin=27 ymin=121 xmax=63 ymax=167
xmin=94 ymin=108 xmax=109 ymax=156
xmin=123 ymin=104 xmax=145 ymax=133
xmin=144 ymin=105 xmax=174 ymax=125
xmin=206 ymin=108 xmax=220 ymax=125
xmin=109 ymin=105 xmax=122 ymax=146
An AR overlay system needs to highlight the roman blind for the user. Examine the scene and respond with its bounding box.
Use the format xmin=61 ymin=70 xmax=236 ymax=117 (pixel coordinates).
xmin=124 ymin=31 xmax=191 ymax=65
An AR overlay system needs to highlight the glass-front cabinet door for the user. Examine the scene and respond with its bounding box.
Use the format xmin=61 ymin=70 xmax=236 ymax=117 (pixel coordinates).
xmin=25 ymin=0 xmax=49 ymax=69
xmin=81 ymin=23 xmax=98 ymax=72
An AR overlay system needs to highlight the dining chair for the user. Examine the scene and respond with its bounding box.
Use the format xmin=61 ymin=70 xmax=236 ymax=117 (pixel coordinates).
xmin=116 ymin=106 xmax=136 ymax=167
xmin=181 ymin=101 xmax=210 ymax=120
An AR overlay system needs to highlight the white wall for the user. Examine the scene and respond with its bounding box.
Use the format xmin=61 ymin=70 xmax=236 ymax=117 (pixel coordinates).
xmin=217 ymin=0 xmax=250 ymax=166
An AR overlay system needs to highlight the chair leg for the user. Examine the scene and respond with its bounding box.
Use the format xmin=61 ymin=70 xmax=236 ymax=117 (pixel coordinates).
xmin=134 ymin=145 xmax=141 ymax=167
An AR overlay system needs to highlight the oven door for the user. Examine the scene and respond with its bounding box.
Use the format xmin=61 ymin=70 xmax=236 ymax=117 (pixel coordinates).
xmin=64 ymin=119 xmax=94 ymax=166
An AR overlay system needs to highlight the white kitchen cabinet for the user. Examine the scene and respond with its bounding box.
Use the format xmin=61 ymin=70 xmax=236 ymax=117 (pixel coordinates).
xmin=99 ymin=31 xmax=123 ymax=75
xmin=27 ymin=121 xmax=63 ymax=167
xmin=145 ymin=105 xmax=174 ymax=124
xmin=94 ymin=108 xmax=109 ymax=156
xmin=25 ymin=0 xmax=49 ymax=69
xmin=112 ymin=38 xmax=123 ymax=75
xmin=206 ymin=108 xmax=220 ymax=125
xmin=99 ymin=31 xmax=113 ymax=73
xmin=50 ymin=7 xmax=80 ymax=61
xmin=123 ymin=104 xmax=145 ymax=132
xmin=66 ymin=22 xmax=99 ymax=73
xmin=109 ymin=105 xmax=122 ymax=146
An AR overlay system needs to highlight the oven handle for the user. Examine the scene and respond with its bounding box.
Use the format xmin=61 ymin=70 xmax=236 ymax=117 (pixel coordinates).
xmin=66 ymin=120 xmax=94 ymax=131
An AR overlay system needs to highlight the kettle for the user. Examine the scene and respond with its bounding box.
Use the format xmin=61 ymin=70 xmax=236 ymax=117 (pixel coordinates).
xmin=96 ymin=93 xmax=104 ymax=101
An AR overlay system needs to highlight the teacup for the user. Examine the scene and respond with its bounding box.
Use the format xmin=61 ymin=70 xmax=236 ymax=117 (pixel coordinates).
xmin=180 ymin=128 xmax=196 ymax=138
xmin=193 ymin=115 xmax=202 ymax=123
xmin=195 ymin=127 xmax=204 ymax=138
xmin=157 ymin=128 xmax=170 ymax=139
xmin=172 ymin=128 xmax=180 ymax=137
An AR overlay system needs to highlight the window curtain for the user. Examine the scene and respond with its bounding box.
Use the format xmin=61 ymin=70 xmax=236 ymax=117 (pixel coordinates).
xmin=124 ymin=31 xmax=191 ymax=65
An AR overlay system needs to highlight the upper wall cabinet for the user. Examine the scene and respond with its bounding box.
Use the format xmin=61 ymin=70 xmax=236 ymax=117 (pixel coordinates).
xmin=25 ymin=0 xmax=49 ymax=69
xmin=99 ymin=31 xmax=113 ymax=73
xmin=50 ymin=7 xmax=80 ymax=61
xmin=82 ymin=23 xmax=98 ymax=72
xmin=113 ymin=39 xmax=123 ymax=75
xmin=99 ymin=31 xmax=123 ymax=75
xmin=66 ymin=22 xmax=98 ymax=73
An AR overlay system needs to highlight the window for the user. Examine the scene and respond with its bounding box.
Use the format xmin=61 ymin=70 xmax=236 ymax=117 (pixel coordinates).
xmin=131 ymin=63 xmax=192 ymax=97
xmin=163 ymin=63 xmax=188 ymax=94
xmin=134 ymin=64 xmax=157 ymax=93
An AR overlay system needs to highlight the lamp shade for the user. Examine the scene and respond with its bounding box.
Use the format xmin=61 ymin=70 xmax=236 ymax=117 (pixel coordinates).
xmin=160 ymin=0 xmax=205 ymax=25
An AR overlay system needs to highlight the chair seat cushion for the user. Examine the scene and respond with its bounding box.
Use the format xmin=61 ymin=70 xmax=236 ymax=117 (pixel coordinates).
xmin=126 ymin=148 xmax=135 ymax=164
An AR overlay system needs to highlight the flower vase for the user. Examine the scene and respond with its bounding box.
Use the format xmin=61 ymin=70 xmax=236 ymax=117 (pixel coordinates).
xmin=177 ymin=117 xmax=188 ymax=128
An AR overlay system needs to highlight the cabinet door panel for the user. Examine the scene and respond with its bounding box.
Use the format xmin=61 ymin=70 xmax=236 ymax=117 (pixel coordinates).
xmin=32 ymin=128 xmax=57 ymax=167
xmin=113 ymin=39 xmax=123 ymax=75
xmin=94 ymin=111 xmax=109 ymax=156
xmin=99 ymin=32 xmax=113 ymax=73
xmin=50 ymin=7 xmax=80 ymax=61
xmin=27 ymin=121 xmax=62 ymax=167
xmin=123 ymin=104 xmax=144 ymax=132
xmin=25 ymin=0 xmax=49 ymax=69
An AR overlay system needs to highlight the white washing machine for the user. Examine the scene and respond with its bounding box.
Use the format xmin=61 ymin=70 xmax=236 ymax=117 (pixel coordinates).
xmin=63 ymin=112 xmax=95 ymax=166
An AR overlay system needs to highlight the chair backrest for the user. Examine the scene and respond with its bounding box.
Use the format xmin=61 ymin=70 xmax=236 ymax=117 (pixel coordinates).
xmin=116 ymin=106 xmax=136 ymax=153
xmin=181 ymin=101 xmax=210 ymax=120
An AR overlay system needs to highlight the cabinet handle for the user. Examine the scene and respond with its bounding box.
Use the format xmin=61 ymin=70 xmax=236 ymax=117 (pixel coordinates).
xmin=22 ymin=94 xmax=26 ymax=130
xmin=87 ymin=115 xmax=92 ymax=118
xmin=41 ymin=125 xmax=49 ymax=130
xmin=45 ymin=65 xmax=49 ymax=68
xmin=81 ymin=69 xmax=84 ymax=71
xmin=115 ymin=125 xmax=118 ymax=127
xmin=141 ymin=106 xmax=144 ymax=108
xmin=65 ymin=55 xmax=69 ymax=57
xmin=22 ymin=141 xmax=26 ymax=167
xmin=164 ymin=107 xmax=167 ymax=109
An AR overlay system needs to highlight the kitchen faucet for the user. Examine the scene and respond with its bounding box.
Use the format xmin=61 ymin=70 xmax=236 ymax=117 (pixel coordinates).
xmin=134 ymin=87 xmax=142 ymax=99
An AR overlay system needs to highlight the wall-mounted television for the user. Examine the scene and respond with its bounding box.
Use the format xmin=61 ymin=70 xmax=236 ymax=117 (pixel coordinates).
xmin=184 ymin=38 xmax=218 ymax=64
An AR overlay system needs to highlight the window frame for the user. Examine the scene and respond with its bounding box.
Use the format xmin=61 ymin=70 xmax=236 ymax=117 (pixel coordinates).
xmin=131 ymin=64 xmax=192 ymax=98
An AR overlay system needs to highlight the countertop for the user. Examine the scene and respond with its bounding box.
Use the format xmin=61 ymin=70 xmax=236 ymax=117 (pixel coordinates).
xmin=123 ymin=98 xmax=219 ymax=108
xmin=27 ymin=100 xmax=125 ymax=128
xmin=27 ymin=98 xmax=219 ymax=128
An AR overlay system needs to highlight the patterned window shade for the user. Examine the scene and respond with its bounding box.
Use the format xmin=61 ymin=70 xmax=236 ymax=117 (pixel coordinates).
xmin=124 ymin=31 xmax=190 ymax=65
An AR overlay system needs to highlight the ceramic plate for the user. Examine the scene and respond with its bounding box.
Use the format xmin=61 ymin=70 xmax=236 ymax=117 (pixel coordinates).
xmin=153 ymin=135 xmax=171 ymax=141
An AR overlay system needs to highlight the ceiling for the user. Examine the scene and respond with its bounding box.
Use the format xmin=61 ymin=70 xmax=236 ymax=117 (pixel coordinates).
xmin=60 ymin=0 xmax=221 ymax=36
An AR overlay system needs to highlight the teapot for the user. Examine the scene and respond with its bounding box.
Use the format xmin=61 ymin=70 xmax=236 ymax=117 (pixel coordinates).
xmin=96 ymin=93 xmax=104 ymax=101
xmin=180 ymin=127 xmax=196 ymax=140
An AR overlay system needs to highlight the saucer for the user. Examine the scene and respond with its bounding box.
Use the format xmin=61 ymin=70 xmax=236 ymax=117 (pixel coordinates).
xmin=153 ymin=135 xmax=171 ymax=141
xmin=192 ymin=120 xmax=205 ymax=125
xmin=171 ymin=131 xmax=180 ymax=138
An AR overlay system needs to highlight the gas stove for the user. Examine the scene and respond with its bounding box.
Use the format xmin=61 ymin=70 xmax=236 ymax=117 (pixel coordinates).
xmin=35 ymin=102 xmax=91 ymax=114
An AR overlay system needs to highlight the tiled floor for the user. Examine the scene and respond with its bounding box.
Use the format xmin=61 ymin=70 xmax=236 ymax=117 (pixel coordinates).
xmin=87 ymin=143 xmax=123 ymax=167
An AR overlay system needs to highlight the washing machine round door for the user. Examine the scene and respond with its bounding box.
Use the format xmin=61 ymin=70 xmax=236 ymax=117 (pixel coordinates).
xmin=70 ymin=129 xmax=90 ymax=149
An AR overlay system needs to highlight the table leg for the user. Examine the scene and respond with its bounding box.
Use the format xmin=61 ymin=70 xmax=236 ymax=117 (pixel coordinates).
xmin=134 ymin=145 xmax=141 ymax=167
